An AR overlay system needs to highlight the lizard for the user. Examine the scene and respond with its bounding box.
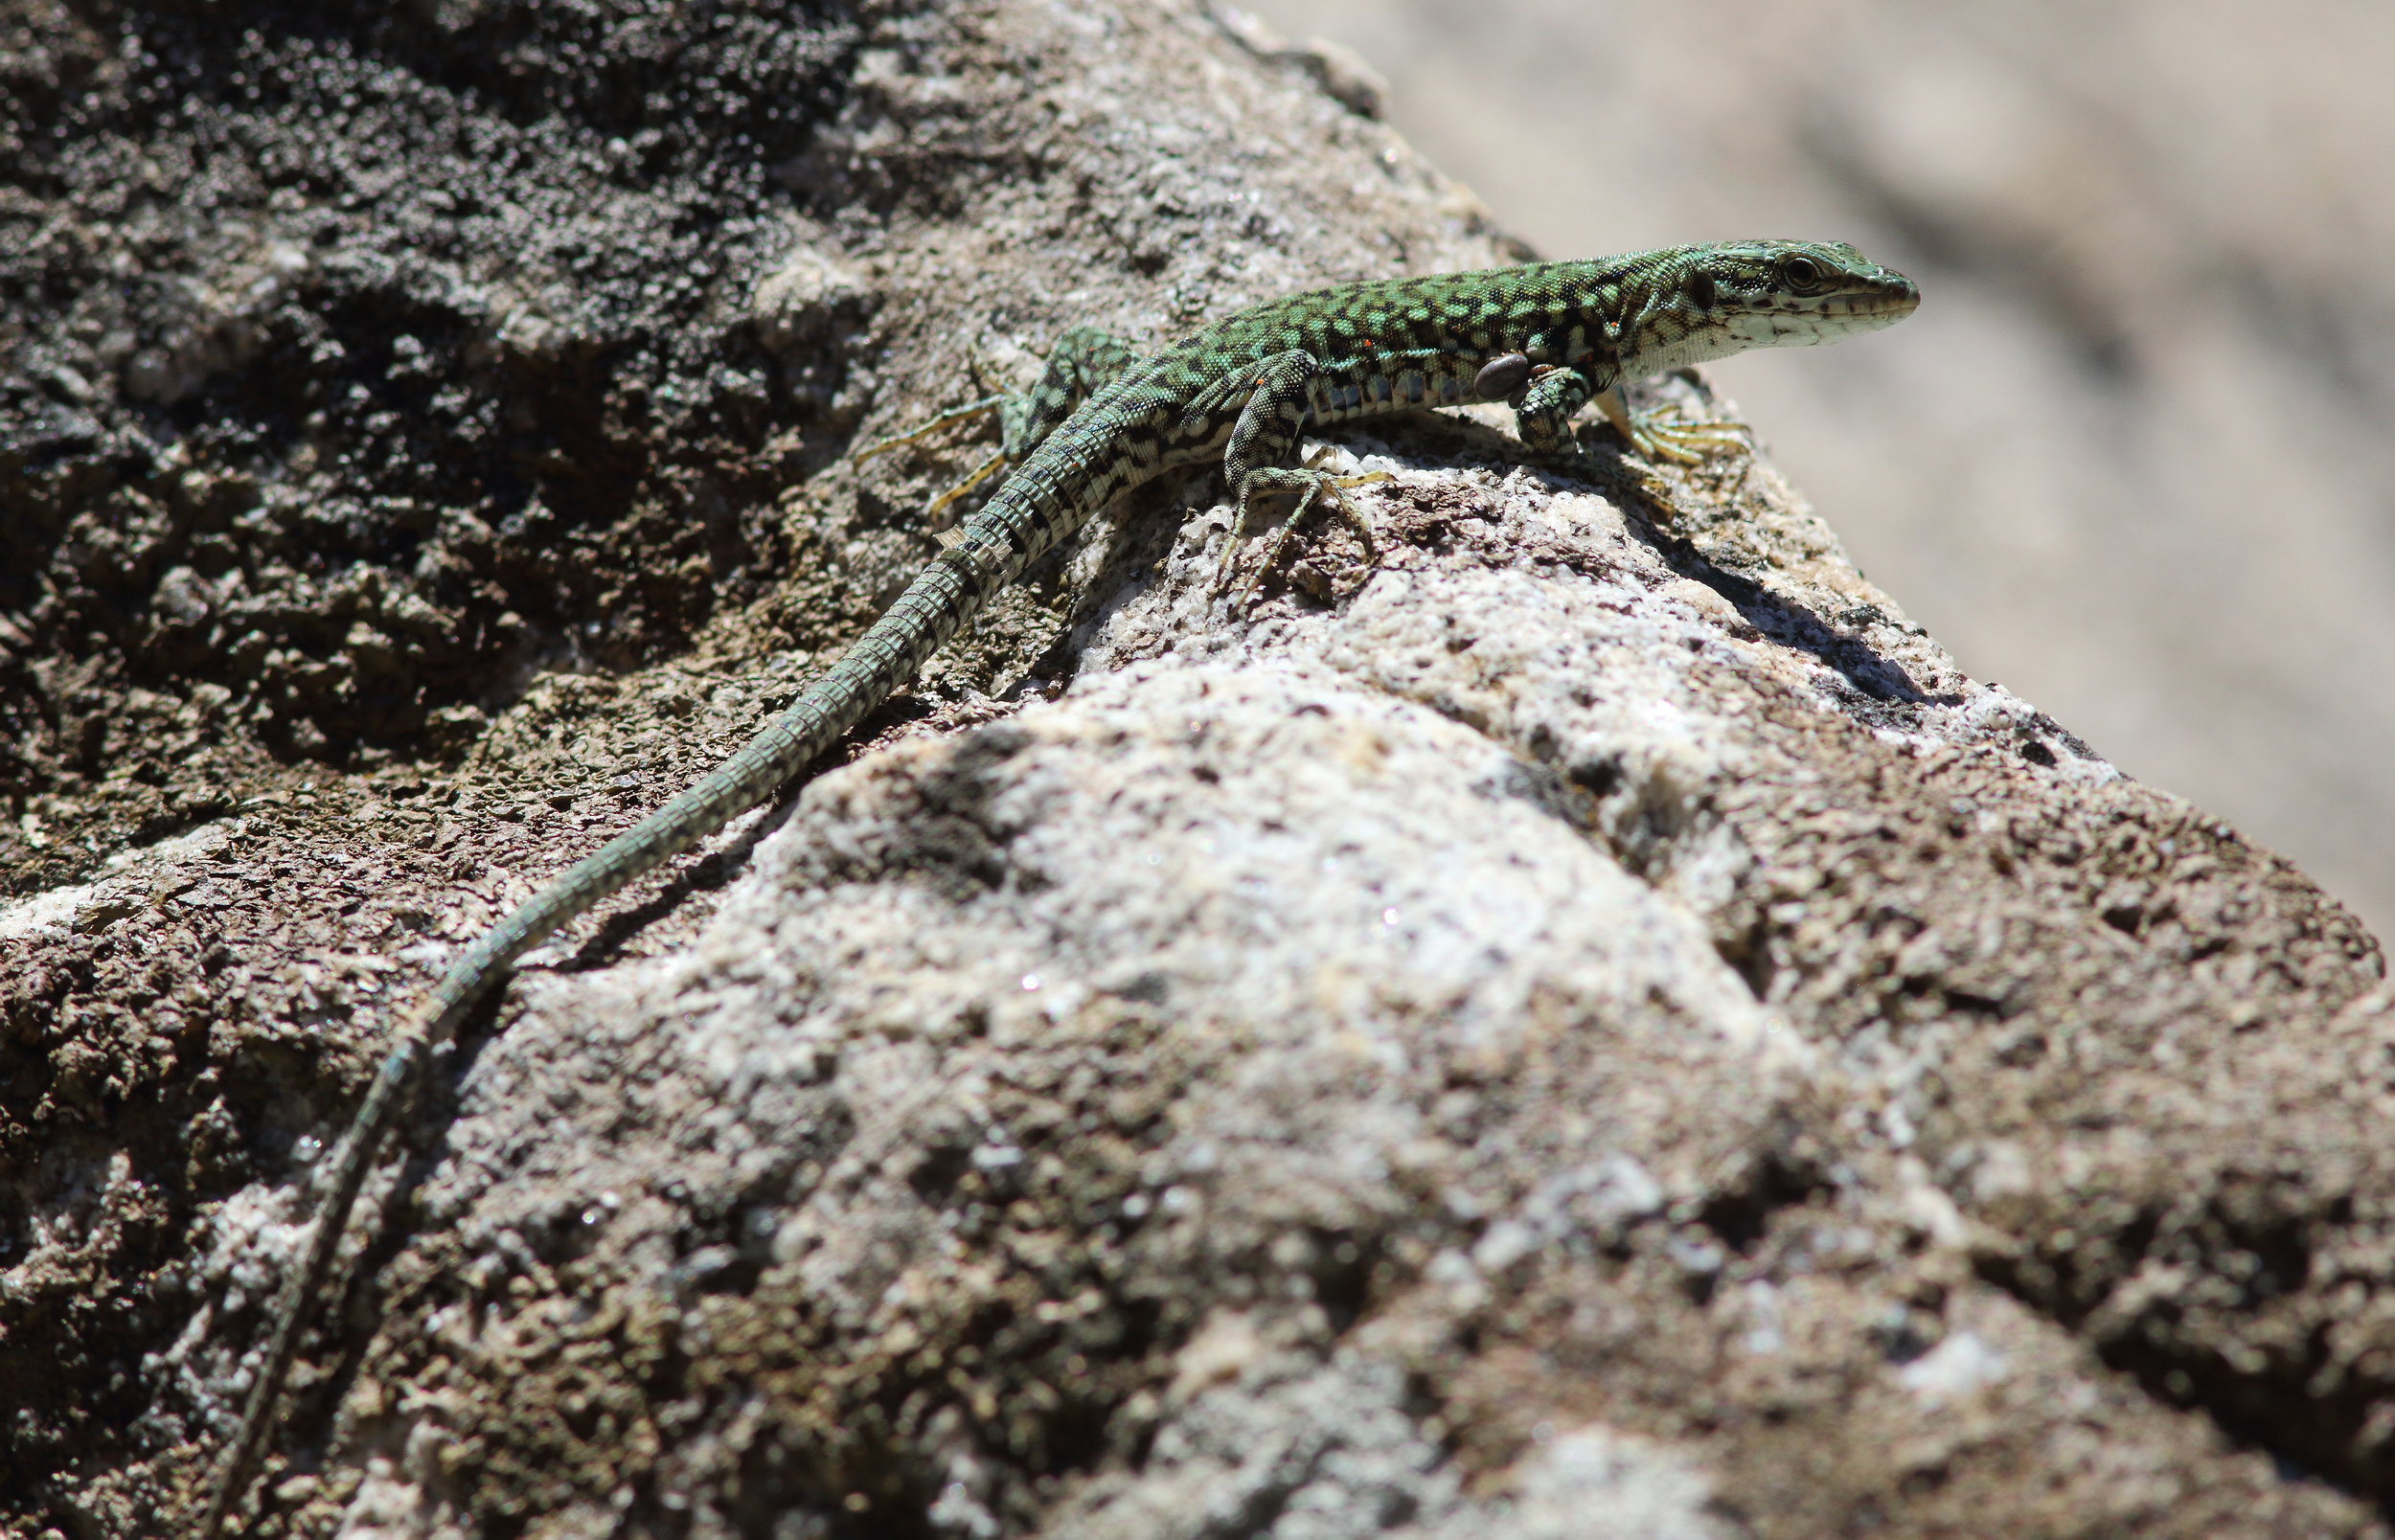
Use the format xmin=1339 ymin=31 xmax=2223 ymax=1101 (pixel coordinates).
xmin=199 ymin=238 xmax=1919 ymax=1534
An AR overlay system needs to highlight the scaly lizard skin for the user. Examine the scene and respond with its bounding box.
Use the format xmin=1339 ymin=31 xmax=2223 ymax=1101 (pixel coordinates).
xmin=201 ymin=239 xmax=1918 ymax=1533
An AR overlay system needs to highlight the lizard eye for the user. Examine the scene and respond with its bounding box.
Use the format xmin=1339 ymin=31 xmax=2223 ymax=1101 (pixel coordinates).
xmin=1780 ymin=255 xmax=1825 ymax=294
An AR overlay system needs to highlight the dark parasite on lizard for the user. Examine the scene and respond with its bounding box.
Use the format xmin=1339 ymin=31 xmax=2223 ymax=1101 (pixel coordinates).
xmin=200 ymin=238 xmax=1919 ymax=1533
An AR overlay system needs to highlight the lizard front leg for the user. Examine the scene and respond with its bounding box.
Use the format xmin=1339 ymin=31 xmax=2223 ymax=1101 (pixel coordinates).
xmin=1513 ymin=363 xmax=1750 ymax=465
xmin=1511 ymin=363 xmax=1595 ymax=456
xmin=1213 ymin=349 xmax=1388 ymax=600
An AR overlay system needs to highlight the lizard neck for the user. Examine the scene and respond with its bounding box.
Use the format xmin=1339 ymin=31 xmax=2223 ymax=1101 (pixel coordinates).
xmin=1585 ymin=254 xmax=1745 ymax=380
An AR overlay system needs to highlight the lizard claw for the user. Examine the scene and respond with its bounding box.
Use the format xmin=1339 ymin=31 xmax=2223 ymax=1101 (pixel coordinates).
xmin=1623 ymin=409 xmax=1754 ymax=465
xmin=1593 ymin=382 xmax=1754 ymax=466
xmin=853 ymin=396 xmax=1019 ymax=528
xmin=1215 ymin=449 xmax=1390 ymax=605
xmin=850 ymin=395 xmax=1007 ymax=464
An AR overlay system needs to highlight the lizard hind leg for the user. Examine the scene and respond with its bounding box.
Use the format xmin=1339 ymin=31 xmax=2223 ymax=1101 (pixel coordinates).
xmin=854 ymin=326 xmax=1142 ymax=527
xmin=1004 ymin=325 xmax=1139 ymax=454
xmin=852 ymin=393 xmax=1015 ymax=530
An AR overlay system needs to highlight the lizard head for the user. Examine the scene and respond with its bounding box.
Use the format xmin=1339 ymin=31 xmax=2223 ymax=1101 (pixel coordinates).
xmin=1625 ymin=239 xmax=1920 ymax=373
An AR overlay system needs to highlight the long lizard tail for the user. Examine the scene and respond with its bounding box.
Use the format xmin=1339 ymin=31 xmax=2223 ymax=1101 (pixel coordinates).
xmin=198 ymin=518 xmax=1037 ymax=1534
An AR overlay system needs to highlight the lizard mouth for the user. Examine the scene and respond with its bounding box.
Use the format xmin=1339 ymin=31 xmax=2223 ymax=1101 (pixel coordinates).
xmin=1809 ymin=263 xmax=1920 ymax=316
xmin=1852 ymin=273 xmax=1923 ymax=316
xmin=1836 ymin=268 xmax=1923 ymax=322
xmin=1741 ymin=275 xmax=1921 ymax=346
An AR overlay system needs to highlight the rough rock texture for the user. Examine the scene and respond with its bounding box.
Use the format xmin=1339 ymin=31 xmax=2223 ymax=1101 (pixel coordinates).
xmin=1240 ymin=0 xmax=2395 ymax=940
xmin=2 ymin=1 xmax=2391 ymax=1537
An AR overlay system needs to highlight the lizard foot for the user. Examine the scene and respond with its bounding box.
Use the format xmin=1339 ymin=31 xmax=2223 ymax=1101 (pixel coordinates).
xmin=1216 ymin=448 xmax=1391 ymax=605
xmin=1594 ymin=383 xmax=1755 ymax=466
xmin=852 ymin=395 xmax=1015 ymax=527
xmin=1620 ymin=408 xmax=1754 ymax=465
xmin=851 ymin=394 xmax=1006 ymax=464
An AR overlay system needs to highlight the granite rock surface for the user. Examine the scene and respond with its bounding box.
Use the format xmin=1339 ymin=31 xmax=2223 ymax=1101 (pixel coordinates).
xmin=1 ymin=1 xmax=2388 ymax=1536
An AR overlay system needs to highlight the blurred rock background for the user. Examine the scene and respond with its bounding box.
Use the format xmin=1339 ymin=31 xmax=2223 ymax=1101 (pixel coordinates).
xmin=1239 ymin=0 xmax=2395 ymax=940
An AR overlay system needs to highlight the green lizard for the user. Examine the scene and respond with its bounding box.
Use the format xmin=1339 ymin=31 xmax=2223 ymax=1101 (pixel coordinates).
xmin=200 ymin=238 xmax=1918 ymax=1533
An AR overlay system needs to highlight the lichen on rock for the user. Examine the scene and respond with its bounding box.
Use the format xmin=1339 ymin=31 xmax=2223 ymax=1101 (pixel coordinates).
xmin=2 ymin=2 xmax=2389 ymax=1537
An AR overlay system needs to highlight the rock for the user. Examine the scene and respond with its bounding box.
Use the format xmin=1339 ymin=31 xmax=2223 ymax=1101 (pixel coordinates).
xmin=1233 ymin=0 xmax=2395 ymax=945
xmin=751 ymin=244 xmax=879 ymax=358
xmin=1217 ymin=7 xmax=1391 ymax=120
xmin=1 ymin=1 xmax=2387 ymax=1537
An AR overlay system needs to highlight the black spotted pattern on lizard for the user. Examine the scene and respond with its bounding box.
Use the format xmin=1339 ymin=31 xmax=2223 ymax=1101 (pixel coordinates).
xmin=200 ymin=238 xmax=1919 ymax=1534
